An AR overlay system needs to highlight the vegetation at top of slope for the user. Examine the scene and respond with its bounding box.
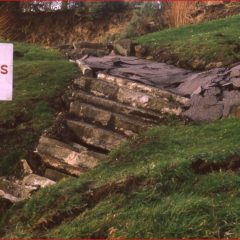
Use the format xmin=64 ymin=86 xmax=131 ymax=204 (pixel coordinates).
xmin=136 ymin=14 xmax=240 ymax=70
xmin=0 ymin=42 xmax=77 ymax=176
xmin=1 ymin=118 xmax=240 ymax=238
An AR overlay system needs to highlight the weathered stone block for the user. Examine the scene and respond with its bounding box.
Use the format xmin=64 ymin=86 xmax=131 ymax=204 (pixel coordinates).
xmin=113 ymin=39 xmax=135 ymax=56
xmin=117 ymin=88 xmax=167 ymax=113
xmin=37 ymin=136 xmax=99 ymax=169
xmin=44 ymin=168 xmax=70 ymax=182
xmin=70 ymin=101 xmax=112 ymax=126
xmin=72 ymin=89 xmax=163 ymax=123
xmin=40 ymin=154 xmax=84 ymax=177
xmin=67 ymin=120 xmax=124 ymax=151
xmin=22 ymin=174 xmax=55 ymax=189
xmin=113 ymin=114 xmax=150 ymax=136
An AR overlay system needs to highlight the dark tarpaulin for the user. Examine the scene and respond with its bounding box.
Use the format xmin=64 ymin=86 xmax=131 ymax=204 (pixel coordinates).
xmin=80 ymin=55 xmax=240 ymax=122
xmin=81 ymin=55 xmax=193 ymax=92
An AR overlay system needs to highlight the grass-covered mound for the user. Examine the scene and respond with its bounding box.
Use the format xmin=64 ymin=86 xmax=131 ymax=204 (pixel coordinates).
xmin=136 ymin=14 xmax=240 ymax=70
xmin=1 ymin=118 xmax=240 ymax=238
xmin=0 ymin=43 xmax=76 ymax=176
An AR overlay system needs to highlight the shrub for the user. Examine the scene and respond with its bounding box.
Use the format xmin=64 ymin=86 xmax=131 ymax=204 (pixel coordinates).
xmin=121 ymin=3 xmax=163 ymax=39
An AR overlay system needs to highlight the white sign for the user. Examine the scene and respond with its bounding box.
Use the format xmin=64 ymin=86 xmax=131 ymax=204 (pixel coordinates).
xmin=0 ymin=43 xmax=13 ymax=101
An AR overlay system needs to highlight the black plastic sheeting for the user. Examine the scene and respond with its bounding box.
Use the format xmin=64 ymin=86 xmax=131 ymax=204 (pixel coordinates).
xmin=81 ymin=55 xmax=192 ymax=92
xmin=80 ymin=55 xmax=240 ymax=122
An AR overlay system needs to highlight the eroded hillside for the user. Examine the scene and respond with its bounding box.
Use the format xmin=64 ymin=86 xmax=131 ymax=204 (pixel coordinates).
xmin=1 ymin=5 xmax=240 ymax=238
xmin=1 ymin=2 xmax=240 ymax=46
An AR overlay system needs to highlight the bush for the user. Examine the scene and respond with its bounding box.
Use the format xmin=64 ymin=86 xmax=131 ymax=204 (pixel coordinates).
xmin=121 ymin=3 xmax=164 ymax=39
xmin=74 ymin=2 xmax=128 ymax=20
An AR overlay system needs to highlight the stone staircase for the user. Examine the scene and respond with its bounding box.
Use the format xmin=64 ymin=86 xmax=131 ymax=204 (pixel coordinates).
xmin=3 ymin=43 xmax=240 ymax=210
xmin=36 ymin=72 xmax=187 ymax=181
xmin=0 ymin=56 xmax=189 ymax=208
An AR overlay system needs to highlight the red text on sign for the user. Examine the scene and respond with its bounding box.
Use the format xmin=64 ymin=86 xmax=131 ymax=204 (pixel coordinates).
xmin=0 ymin=65 xmax=8 ymax=75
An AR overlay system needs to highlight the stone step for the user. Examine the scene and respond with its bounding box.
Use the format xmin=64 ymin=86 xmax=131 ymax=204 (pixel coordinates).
xmin=0 ymin=177 xmax=33 ymax=201
xmin=44 ymin=168 xmax=72 ymax=182
xmin=66 ymin=120 xmax=125 ymax=151
xmin=22 ymin=174 xmax=55 ymax=189
xmin=70 ymin=101 xmax=153 ymax=137
xmin=76 ymin=76 xmax=118 ymax=100
xmin=97 ymin=73 xmax=187 ymax=105
xmin=0 ymin=175 xmax=55 ymax=204
xmin=75 ymin=76 xmax=187 ymax=115
xmin=39 ymin=153 xmax=85 ymax=177
xmin=70 ymin=89 xmax=163 ymax=123
xmin=37 ymin=136 xmax=103 ymax=169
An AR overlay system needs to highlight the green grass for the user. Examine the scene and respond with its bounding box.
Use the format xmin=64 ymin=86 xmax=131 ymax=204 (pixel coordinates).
xmin=2 ymin=18 xmax=240 ymax=237
xmin=0 ymin=42 xmax=77 ymax=175
xmin=2 ymin=118 xmax=240 ymax=238
xmin=136 ymin=14 xmax=240 ymax=69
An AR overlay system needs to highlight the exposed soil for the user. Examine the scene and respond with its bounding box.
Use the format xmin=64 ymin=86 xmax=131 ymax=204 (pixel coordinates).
xmin=32 ymin=175 xmax=145 ymax=235
xmin=0 ymin=9 xmax=132 ymax=46
xmin=136 ymin=3 xmax=240 ymax=70
xmin=2 ymin=2 xmax=240 ymax=49
xmin=0 ymin=93 xmax=67 ymax=177
xmin=191 ymin=154 xmax=240 ymax=174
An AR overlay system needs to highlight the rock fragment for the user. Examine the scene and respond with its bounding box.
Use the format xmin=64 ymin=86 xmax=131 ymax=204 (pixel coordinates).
xmin=22 ymin=174 xmax=55 ymax=189
xmin=113 ymin=39 xmax=135 ymax=56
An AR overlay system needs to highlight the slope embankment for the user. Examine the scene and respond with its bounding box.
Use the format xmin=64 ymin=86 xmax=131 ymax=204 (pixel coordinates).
xmin=0 ymin=9 xmax=132 ymax=46
xmin=135 ymin=14 xmax=240 ymax=70
xmin=0 ymin=43 xmax=76 ymax=176
xmin=1 ymin=41 xmax=240 ymax=238
xmin=2 ymin=13 xmax=240 ymax=237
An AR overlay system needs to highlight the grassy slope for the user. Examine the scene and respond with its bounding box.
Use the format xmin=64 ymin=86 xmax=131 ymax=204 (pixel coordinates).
xmin=136 ymin=14 xmax=240 ymax=69
xmin=0 ymin=43 xmax=76 ymax=175
xmin=2 ymin=18 xmax=240 ymax=238
xmin=1 ymin=118 xmax=240 ymax=238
